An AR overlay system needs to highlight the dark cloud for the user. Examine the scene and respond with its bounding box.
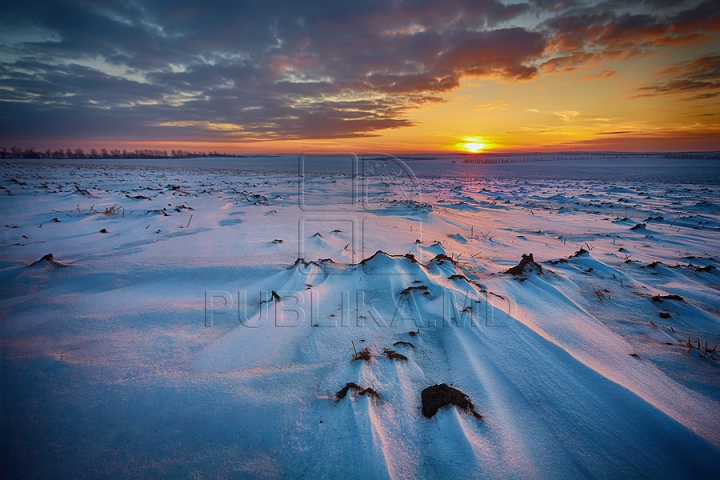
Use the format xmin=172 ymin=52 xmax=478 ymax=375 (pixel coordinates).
xmin=529 ymin=0 xmax=583 ymax=12
xmin=637 ymin=54 xmax=720 ymax=100
xmin=0 ymin=0 xmax=547 ymax=144
xmin=540 ymin=0 xmax=720 ymax=72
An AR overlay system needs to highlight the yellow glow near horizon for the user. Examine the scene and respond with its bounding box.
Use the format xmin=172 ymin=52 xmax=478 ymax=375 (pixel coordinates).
xmin=457 ymin=137 xmax=488 ymax=153
xmin=463 ymin=142 xmax=486 ymax=153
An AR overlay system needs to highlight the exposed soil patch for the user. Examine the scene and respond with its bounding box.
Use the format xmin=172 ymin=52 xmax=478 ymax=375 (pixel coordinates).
xmin=335 ymin=382 xmax=379 ymax=400
xmin=421 ymin=384 xmax=483 ymax=420
xmin=401 ymin=285 xmax=430 ymax=295
xmin=430 ymin=253 xmax=456 ymax=265
xmin=29 ymin=253 xmax=66 ymax=268
xmin=505 ymin=253 xmax=543 ymax=275
xmin=448 ymin=274 xmax=471 ymax=281
xmin=652 ymin=294 xmax=684 ymax=302
xmin=352 ymin=347 xmax=372 ymax=362
xmin=384 ymin=349 xmax=408 ymax=361
xmin=694 ymin=264 xmax=716 ymax=272
xmin=404 ymin=253 xmax=419 ymax=263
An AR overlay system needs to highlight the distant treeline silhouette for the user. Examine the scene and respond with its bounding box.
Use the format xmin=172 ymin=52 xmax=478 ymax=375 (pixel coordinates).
xmin=0 ymin=146 xmax=238 ymax=159
xmin=463 ymin=153 xmax=655 ymax=164
xmin=664 ymin=152 xmax=720 ymax=160
xmin=463 ymin=152 xmax=720 ymax=164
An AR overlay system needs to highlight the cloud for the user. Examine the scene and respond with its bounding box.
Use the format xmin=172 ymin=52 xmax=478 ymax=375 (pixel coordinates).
xmin=551 ymin=129 xmax=720 ymax=151
xmin=554 ymin=110 xmax=581 ymax=122
xmin=529 ymin=0 xmax=583 ymax=12
xmin=579 ymin=69 xmax=617 ymax=80
xmin=0 ymin=0 xmax=550 ymax=144
xmin=637 ymin=54 xmax=720 ymax=99
xmin=540 ymin=0 xmax=720 ymax=72
xmin=475 ymin=100 xmax=509 ymax=111
xmin=0 ymin=0 xmax=717 ymax=145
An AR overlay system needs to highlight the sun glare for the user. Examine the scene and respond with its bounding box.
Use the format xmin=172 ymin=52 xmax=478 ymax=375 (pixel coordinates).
xmin=464 ymin=142 xmax=485 ymax=153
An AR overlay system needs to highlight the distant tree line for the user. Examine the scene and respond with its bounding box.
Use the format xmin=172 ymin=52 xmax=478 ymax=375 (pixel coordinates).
xmin=0 ymin=146 xmax=239 ymax=159
xmin=664 ymin=152 xmax=720 ymax=160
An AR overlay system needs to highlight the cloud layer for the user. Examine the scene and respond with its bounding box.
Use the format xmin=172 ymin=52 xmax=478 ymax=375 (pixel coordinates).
xmin=0 ymin=0 xmax=717 ymax=145
xmin=638 ymin=54 xmax=720 ymax=99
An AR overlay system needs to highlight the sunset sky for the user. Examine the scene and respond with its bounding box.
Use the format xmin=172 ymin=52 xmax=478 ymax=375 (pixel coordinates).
xmin=1 ymin=0 xmax=718 ymax=153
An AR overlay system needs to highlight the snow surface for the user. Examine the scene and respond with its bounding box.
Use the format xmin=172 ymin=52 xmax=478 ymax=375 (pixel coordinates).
xmin=1 ymin=156 xmax=719 ymax=478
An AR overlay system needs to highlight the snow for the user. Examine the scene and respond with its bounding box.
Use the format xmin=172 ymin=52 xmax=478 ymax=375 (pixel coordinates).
xmin=1 ymin=155 xmax=719 ymax=478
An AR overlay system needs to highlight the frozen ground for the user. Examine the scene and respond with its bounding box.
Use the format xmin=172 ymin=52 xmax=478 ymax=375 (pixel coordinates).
xmin=1 ymin=156 xmax=719 ymax=478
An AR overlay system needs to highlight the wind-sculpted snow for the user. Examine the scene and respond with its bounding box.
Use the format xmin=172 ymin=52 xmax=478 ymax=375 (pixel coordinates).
xmin=1 ymin=159 xmax=719 ymax=478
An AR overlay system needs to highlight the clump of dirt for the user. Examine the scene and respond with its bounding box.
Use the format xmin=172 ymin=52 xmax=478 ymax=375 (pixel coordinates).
xmin=505 ymin=253 xmax=542 ymax=275
xmin=359 ymin=250 xmax=388 ymax=265
xmin=404 ymin=253 xmax=419 ymax=263
xmin=448 ymin=274 xmax=470 ymax=281
xmin=430 ymin=253 xmax=456 ymax=265
xmin=652 ymin=294 xmax=684 ymax=302
xmin=384 ymin=349 xmax=408 ymax=361
xmin=648 ymin=261 xmax=662 ymax=268
xmin=630 ymin=223 xmax=646 ymax=230
xmin=694 ymin=264 xmax=716 ymax=272
xmin=336 ymin=382 xmax=379 ymax=400
xmin=570 ymin=248 xmax=589 ymax=258
xmin=401 ymin=285 xmax=429 ymax=295
xmin=352 ymin=347 xmax=372 ymax=362
xmin=29 ymin=253 xmax=66 ymax=268
xmin=74 ymin=185 xmax=94 ymax=196
xmin=421 ymin=384 xmax=483 ymax=420
xmin=659 ymin=311 xmax=671 ymax=319
xmin=393 ymin=341 xmax=415 ymax=348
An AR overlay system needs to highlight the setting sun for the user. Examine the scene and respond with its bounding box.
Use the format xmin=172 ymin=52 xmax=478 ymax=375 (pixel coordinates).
xmin=458 ymin=137 xmax=488 ymax=153
xmin=464 ymin=142 xmax=486 ymax=153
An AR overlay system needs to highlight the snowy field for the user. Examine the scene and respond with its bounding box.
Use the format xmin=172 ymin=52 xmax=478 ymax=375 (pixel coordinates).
xmin=1 ymin=155 xmax=719 ymax=478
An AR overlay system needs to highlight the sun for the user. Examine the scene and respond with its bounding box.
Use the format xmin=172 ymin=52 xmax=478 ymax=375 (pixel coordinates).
xmin=464 ymin=142 xmax=486 ymax=153
xmin=457 ymin=137 xmax=488 ymax=153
